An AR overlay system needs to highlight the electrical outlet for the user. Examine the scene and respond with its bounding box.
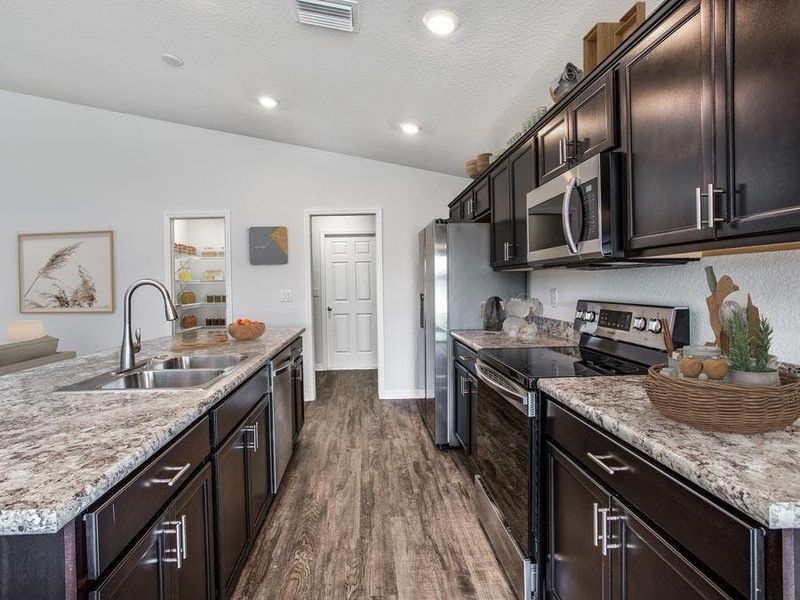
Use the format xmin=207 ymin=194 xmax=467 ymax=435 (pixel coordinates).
xmin=280 ymin=289 xmax=293 ymax=302
xmin=550 ymin=288 xmax=559 ymax=308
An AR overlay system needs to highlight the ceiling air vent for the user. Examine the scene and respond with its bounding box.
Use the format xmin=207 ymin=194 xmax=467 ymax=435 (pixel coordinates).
xmin=295 ymin=0 xmax=358 ymax=32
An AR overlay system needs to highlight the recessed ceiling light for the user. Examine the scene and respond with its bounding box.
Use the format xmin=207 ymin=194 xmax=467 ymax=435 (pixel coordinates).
xmin=161 ymin=53 xmax=184 ymax=67
xmin=423 ymin=9 xmax=459 ymax=36
xmin=258 ymin=95 xmax=280 ymax=109
xmin=400 ymin=122 xmax=421 ymax=135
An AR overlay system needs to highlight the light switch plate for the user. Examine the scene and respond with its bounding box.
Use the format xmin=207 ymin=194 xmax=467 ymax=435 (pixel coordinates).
xmin=280 ymin=289 xmax=293 ymax=302
xmin=550 ymin=288 xmax=559 ymax=308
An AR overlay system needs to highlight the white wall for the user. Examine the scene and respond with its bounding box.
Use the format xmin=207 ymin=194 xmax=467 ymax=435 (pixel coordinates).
xmin=528 ymin=250 xmax=800 ymax=363
xmin=0 ymin=90 xmax=468 ymax=397
xmin=310 ymin=214 xmax=376 ymax=368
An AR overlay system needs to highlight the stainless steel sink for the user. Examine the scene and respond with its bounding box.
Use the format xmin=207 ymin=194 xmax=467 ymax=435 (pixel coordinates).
xmin=57 ymin=352 xmax=250 ymax=392
xmin=99 ymin=369 xmax=226 ymax=390
xmin=150 ymin=354 xmax=247 ymax=371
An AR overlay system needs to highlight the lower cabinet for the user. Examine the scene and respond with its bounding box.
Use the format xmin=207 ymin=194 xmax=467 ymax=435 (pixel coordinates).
xmin=545 ymin=444 xmax=610 ymax=600
xmin=214 ymin=397 xmax=272 ymax=599
xmin=453 ymin=362 xmax=473 ymax=453
xmin=545 ymin=444 xmax=730 ymax=600
xmin=89 ymin=465 xmax=215 ymax=600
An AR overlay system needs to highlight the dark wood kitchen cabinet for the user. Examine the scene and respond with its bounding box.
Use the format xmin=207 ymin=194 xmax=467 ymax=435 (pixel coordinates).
xmin=713 ymin=0 xmax=800 ymax=239
xmin=214 ymin=398 xmax=272 ymax=599
xmin=545 ymin=397 xmax=772 ymax=599
xmin=490 ymin=161 xmax=513 ymax=267
xmin=491 ymin=141 xmax=536 ymax=268
xmin=621 ymin=0 xmax=717 ymax=250
xmin=537 ymin=70 xmax=617 ymax=186
xmin=536 ymin=110 xmax=571 ymax=184
xmin=546 ymin=443 xmax=611 ymax=600
xmin=90 ymin=465 xmax=215 ymax=600
xmin=449 ymin=180 xmax=491 ymax=224
xmin=453 ymin=362 xmax=474 ymax=454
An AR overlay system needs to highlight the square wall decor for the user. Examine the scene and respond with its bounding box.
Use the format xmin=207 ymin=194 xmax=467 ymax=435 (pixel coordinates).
xmin=249 ymin=226 xmax=288 ymax=265
xmin=18 ymin=230 xmax=115 ymax=313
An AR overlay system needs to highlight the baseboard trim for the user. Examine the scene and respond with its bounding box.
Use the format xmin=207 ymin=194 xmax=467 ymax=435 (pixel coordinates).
xmin=317 ymin=365 xmax=378 ymax=372
xmin=379 ymin=389 xmax=424 ymax=400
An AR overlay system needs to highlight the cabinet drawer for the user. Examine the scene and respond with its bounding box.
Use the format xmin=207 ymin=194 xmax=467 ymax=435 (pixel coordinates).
xmin=546 ymin=400 xmax=763 ymax=598
xmin=212 ymin=364 xmax=270 ymax=445
xmin=85 ymin=416 xmax=210 ymax=580
xmin=453 ymin=340 xmax=477 ymax=375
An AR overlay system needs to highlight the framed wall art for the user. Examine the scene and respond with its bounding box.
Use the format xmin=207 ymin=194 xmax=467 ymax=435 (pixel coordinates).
xmin=18 ymin=230 xmax=115 ymax=313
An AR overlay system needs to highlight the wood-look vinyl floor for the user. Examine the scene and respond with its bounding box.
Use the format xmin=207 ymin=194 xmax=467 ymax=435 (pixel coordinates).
xmin=231 ymin=370 xmax=514 ymax=600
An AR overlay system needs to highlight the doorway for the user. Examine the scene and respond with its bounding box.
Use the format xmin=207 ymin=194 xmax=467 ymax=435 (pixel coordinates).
xmin=303 ymin=209 xmax=385 ymax=401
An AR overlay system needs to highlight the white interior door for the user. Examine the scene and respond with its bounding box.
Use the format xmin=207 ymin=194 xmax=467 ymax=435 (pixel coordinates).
xmin=324 ymin=234 xmax=377 ymax=369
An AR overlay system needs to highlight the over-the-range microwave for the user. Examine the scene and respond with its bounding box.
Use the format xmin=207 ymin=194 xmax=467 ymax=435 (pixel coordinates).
xmin=526 ymin=152 xmax=626 ymax=268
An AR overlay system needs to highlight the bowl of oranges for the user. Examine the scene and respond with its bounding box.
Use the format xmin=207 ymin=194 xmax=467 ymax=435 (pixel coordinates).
xmin=228 ymin=318 xmax=265 ymax=341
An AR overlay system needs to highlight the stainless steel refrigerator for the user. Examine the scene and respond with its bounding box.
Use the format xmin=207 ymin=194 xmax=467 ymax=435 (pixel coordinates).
xmin=416 ymin=220 xmax=526 ymax=447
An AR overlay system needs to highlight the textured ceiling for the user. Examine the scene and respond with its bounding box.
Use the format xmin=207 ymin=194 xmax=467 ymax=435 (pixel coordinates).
xmin=0 ymin=0 xmax=657 ymax=175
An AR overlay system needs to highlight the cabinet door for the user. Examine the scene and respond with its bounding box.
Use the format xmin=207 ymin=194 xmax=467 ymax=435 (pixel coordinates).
xmin=246 ymin=400 xmax=272 ymax=532
xmin=509 ymin=141 xmax=535 ymax=265
xmin=546 ymin=443 xmax=611 ymax=600
xmin=611 ymin=500 xmax=730 ymax=599
xmin=293 ymin=357 xmax=305 ymax=441
xmin=490 ymin=161 xmax=513 ymax=268
xmin=571 ymin=69 xmax=617 ymax=163
xmin=473 ymin=178 xmax=491 ymax=220
xmin=621 ymin=0 xmax=716 ymax=250
xmin=453 ymin=363 xmax=470 ymax=452
xmin=89 ymin=523 xmax=165 ymax=600
xmin=214 ymin=428 xmax=250 ymax=596
xmin=716 ymin=0 xmax=800 ymax=238
xmin=536 ymin=110 xmax=570 ymax=184
xmin=448 ymin=201 xmax=462 ymax=222
xmin=170 ymin=465 xmax=215 ymax=600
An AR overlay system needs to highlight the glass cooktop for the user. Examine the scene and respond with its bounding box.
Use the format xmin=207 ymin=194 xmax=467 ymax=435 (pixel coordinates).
xmin=478 ymin=346 xmax=649 ymax=389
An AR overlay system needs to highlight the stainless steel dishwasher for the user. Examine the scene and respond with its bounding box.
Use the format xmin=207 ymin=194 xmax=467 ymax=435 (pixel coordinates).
xmin=270 ymin=347 xmax=294 ymax=492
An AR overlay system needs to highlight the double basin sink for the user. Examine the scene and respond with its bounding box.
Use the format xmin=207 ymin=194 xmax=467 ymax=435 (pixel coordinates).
xmin=59 ymin=353 xmax=249 ymax=392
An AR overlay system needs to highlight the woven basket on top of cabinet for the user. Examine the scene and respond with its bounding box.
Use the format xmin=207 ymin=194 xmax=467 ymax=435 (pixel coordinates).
xmin=644 ymin=365 xmax=800 ymax=434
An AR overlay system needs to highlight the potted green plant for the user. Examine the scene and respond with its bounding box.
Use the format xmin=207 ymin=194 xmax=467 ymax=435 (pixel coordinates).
xmin=724 ymin=308 xmax=780 ymax=385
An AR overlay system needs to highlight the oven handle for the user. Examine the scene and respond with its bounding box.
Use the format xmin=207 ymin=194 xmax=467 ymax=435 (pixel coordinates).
xmin=562 ymin=177 xmax=580 ymax=255
xmin=475 ymin=360 xmax=529 ymax=415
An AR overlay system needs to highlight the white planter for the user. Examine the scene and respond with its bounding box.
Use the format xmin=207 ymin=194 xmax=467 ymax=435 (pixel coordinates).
xmin=726 ymin=369 xmax=780 ymax=386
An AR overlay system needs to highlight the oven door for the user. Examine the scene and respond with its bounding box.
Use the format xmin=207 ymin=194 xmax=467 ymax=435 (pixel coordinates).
xmin=526 ymin=153 xmax=605 ymax=266
xmin=473 ymin=360 xmax=537 ymax=600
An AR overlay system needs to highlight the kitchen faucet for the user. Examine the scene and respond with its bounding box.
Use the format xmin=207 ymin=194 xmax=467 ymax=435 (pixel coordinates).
xmin=119 ymin=279 xmax=178 ymax=371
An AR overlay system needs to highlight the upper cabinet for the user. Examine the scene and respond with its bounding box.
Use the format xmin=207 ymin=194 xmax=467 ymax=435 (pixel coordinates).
xmin=449 ymin=181 xmax=491 ymax=224
xmin=491 ymin=141 xmax=535 ymax=268
xmin=714 ymin=0 xmax=800 ymax=239
xmin=624 ymin=0 xmax=800 ymax=253
xmin=620 ymin=0 xmax=715 ymax=250
xmin=537 ymin=70 xmax=618 ymax=185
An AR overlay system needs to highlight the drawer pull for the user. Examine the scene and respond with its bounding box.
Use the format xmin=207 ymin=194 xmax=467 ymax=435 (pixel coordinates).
xmin=586 ymin=452 xmax=629 ymax=475
xmin=152 ymin=462 xmax=192 ymax=487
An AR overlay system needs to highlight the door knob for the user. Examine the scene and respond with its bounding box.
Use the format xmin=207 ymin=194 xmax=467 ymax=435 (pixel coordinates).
xmin=327 ymin=306 xmax=332 ymax=312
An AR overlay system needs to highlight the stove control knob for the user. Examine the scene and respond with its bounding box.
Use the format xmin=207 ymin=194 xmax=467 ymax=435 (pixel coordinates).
xmin=576 ymin=310 xmax=585 ymax=320
xmin=583 ymin=310 xmax=596 ymax=322
xmin=647 ymin=319 xmax=663 ymax=334
xmin=633 ymin=317 xmax=647 ymax=331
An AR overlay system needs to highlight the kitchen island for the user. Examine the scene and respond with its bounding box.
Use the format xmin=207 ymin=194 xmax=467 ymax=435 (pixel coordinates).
xmin=0 ymin=326 xmax=304 ymax=599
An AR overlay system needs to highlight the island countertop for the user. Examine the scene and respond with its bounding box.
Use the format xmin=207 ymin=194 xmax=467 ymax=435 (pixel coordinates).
xmin=538 ymin=376 xmax=800 ymax=529
xmin=0 ymin=326 xmax=304 ymax=535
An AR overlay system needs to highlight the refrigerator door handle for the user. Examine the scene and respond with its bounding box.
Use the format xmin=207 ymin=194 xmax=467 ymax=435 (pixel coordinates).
xmin=419 ymin=293 xmax=425 ymax=328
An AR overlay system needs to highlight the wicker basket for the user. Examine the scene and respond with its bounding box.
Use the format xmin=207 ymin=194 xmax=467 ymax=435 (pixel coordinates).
xmin=644 ymin=365 xmax=800 ymax=434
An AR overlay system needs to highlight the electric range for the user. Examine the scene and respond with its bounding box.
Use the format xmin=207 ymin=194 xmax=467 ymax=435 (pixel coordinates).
xmin=472 ymin=300 xmax=689 ymax=600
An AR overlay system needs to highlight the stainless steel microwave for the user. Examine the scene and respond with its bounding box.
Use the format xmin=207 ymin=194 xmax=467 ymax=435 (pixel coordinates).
xmin=526 ymin=152 xmax=622 ymax=267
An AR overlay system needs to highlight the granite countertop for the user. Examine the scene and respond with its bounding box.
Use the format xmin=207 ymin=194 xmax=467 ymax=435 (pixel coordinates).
xmin=539 ymin=376 xmax=800 ymax=529
xmin=0 ymin=326 xmax=304 ymax=536
xmin=450 ymin=329 xmax=577 ymax=351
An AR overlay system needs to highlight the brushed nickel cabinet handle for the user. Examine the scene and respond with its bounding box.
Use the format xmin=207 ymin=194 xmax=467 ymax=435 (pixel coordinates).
xmin=152 ymin=463 xmax=191 ymax=487
xmin=586 ymin=452 xmax=629 ymax=475
xmin=695 ymin=187 xmax=704 ymax=230
xmin=180 ymin=514 xmax=188 ymax=559
xmin=159 ymin=520 xmax=183 ymax=569
xmin=706 ymin=183 xmax=724 ymax=227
